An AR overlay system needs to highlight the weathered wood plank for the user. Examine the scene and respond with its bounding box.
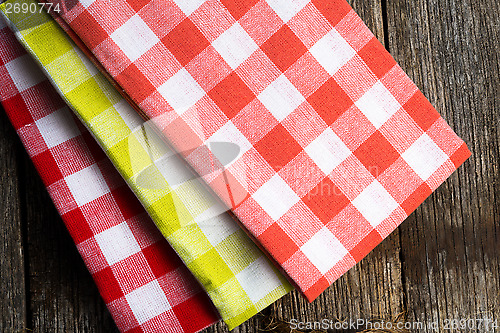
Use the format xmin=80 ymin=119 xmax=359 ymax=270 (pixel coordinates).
xmin=386 ymin=0 xmax=500 ymax=331
xmin=0 ymin=105 xmax=27 ymax=332
xmin=267 ymin=1 xmax=405 ymax=330
xmin=21 ymin=153 xmax=118 ymax=332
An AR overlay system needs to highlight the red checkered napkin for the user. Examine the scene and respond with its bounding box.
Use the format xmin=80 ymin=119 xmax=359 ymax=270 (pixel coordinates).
xmin=0 ymin=20 xmax=219 ymax=332
xmin=50 ymin=0 xmax=471 ymax=300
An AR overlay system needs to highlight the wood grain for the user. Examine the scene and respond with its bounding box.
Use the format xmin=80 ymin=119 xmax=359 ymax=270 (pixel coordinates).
xmin=386 ymin=0 xmax=500 ymax=331
xmin=0 ymin=0 xmax=498 ymax=331
xmin=0 ymin=106 xmax=27 ymax=332
xmin=21 ymin=156 xmax=118 ymax=333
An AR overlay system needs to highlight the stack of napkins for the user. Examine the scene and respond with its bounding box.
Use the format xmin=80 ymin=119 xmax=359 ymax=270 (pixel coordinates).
xmin=0 ymin=16 xmax=219 ymax=332
xmin=0 ymin=0 xmax=470 ymax=331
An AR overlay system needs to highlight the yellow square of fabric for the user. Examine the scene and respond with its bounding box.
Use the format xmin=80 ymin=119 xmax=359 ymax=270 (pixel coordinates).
xmin=89 ymin=106 xmax=130 ymax=148
xmin=43 ymin=50 xmax=93 ymax=94
xmin=216 ymin=230 xmax=262 ymax=274
xmin=23 ymin=22 xmax=71 ymax=65
xmin=65 ymin=77 xmax=113 ymax=119
xmin=193 ymin=248 xmax=234 ymax=288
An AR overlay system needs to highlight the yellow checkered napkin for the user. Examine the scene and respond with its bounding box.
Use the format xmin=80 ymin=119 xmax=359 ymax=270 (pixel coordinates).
xmin=0 ymin=0 xmax=292 ymax=328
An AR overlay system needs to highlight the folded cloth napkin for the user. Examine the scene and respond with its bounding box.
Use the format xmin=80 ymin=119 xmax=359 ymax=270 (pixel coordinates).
xmin=0 ymin=16 xmax=218 ymax=333
xmin=0 ymin=1 xmax=292 ymax=328
xmin=42 ymin=0 xmax=471 ymax=300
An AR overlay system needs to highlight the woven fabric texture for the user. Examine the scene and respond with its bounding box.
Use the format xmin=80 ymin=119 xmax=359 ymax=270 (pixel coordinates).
xmin=0 ymin=1 xmax=292 ymax=328
xmin=43 ymin=0 xmax=472 ymax=300
xmin=0 ymin=15 xmax=219 ymax=333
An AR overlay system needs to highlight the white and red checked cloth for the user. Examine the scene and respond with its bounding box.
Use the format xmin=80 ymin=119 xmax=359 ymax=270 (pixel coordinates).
xmin=0 ymin=19 xmax=219 ymax=332
xmin=48 ymin=0 xmax=471 ymax=300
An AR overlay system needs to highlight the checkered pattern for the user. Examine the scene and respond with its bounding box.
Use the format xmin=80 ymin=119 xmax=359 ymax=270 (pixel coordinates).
xmin=47 ymin=0 xmax=469 ymax=300
xmin=0 ymin=2 xmax=292 ymax=329
xmin=0 ymin=16 xmax=219 ymax=333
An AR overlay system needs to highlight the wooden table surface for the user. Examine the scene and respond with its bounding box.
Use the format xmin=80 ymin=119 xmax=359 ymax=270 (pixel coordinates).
xmin=1 ymin=0 xmax=498 ymax=332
